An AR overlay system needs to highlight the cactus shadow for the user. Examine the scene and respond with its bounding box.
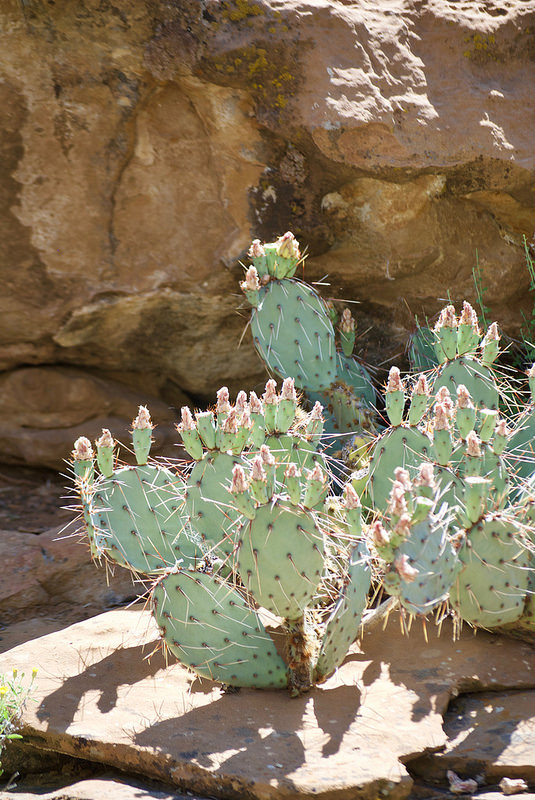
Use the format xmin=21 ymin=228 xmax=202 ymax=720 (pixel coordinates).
xmin=36 ymin=640 xmax=169 ymax=731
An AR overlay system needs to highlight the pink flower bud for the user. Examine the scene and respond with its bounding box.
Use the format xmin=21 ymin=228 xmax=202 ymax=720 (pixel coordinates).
xmin=178 ymin=406 xmax=196 ymax=432
xmin=486 ymin=321 xmax=499 ymax=341
xmin=394 ymin=514 xmax=412 ymax=539
xmin=96 ymin=429 xmax=114 ymax=449
xmin=249 ymin=391 xmax=263 ymax=413
xmin=435 ymin=386 xmax=454 ymax=416
xmin=133 ymin=405 xmax=152 ymax=430
xmin=275 ymin=231 xmax=300 ymax=260
xmin=308 ymin=464 xmax=325 ymax=483
xmin=371 ymin=520 xmax=390 ymax=547
xmin=248 ymin=239 xmax=265 ymax=259
xmin=340 ymin=308 xmax=355 ymax=333
xmin=434 ymin=403 xmax=450 ymax=431
xmin=343 ymin=483 xmax=361 ymax=509
xmin=251 ymin=456 xmax=267 ymax=482
xmin=310 ymin=401 xmax=324 ymax=420
xmin=285 ymin=462 xmax=301 ymax=479
xmin=263 ymin=379 xmax=278 ymax=405
xmin=456 ymin=384 xmax=473 ymax=409
xmin=459 ymin=300 xmax=478 ymax=328
xmin=415 ymin=462 xmax=435 ymax=489
xmin=394 ymin=467 xmax=411 ymax=491
xmin=240 ymin=266 xmax=261 ymax=293
xmin=434 ymin=304 xmax=457 ymax=331
xmin=495 ymin=418 xmax=509 ymax=438
xmin=216 ymin=387 xmax=231 ymax=414
xmin=260 ymin=444 xmax=275 ymax=466
xmin=222 ymin=408 xmax=239 ymax=434
xmin=388 ymin=482 xmax=408 ymax=517
xmin=395 ymin=554 xmax=419 ymax=582
xmin=235 ymin=390 xmax=248 ymax=414
xmin=386 ymin=366 xmax=403 ymax=393
xmin=466 ymin=430 xmax=481 ymax=457
xmin=281 ymin=377 xmax=297 ymax=402
xmin=413 ymin=374 xmax=429 ymax=396
xmin=72 ymin=436 xmax=94 ymax=461
xmin=231 ymin=465 xmax=248 ymax=494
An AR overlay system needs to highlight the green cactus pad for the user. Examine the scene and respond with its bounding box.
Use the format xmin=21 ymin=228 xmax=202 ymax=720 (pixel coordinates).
xmin=315 ymin=542 xmax=371 ymax=681
xmin=433 ymin=357 xmax=499 ymax=410
xmin=251 ymin=280 xmax=337 ymax=391
xmin=153 ymin=571 xmax=288 ymax=689
xmin=385 ymin=514 xmax=461 ymax=616
xmin=368 ymin=426 xmax=432 ymax=511
xmin=90 ymin=465 xmax=200 ymax=574
xmin=408 ymin=326 xmax=439 ymax=371
xmin=449 ymin=515 xmax=531 ymax=628
xmin=505 ymin=407 xmax=535 ymax=486
xmin=237 ymin=500 xmax=325 ymax=619
xmin=185 ymin=451 xmax=244 ymax=560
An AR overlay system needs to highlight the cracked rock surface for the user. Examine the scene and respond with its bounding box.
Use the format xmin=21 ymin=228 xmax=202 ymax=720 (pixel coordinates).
xmin=1 ymin=607 xmax=534 ymax=799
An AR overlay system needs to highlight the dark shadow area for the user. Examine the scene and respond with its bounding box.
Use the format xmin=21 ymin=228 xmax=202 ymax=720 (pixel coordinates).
xmin=36 ymin=640 xmax=171 ymax=731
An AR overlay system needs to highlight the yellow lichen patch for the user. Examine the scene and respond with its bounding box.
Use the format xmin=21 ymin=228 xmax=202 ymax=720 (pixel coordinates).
xmin=221 ymin=0 xmax=264 ymax=22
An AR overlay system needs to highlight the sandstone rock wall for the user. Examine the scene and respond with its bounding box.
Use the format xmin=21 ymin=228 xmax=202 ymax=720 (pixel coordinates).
xmin=1 ymin=0 xmax=534 ymax=467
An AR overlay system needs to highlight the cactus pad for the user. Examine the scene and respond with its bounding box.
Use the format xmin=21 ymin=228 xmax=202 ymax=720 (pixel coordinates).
xmin=90 ymin=465 xmax=200 ymax=573
xmin=153 ymin=570 xmax=288 ymax=688
xmin=237 ymin=500 xmax=325 ymax=618
xmin=251 ymin=280 xmax=337 ymax=391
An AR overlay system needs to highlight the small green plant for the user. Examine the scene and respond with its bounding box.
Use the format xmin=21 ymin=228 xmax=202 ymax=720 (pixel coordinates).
xmin=0 ymin=668 xmax=37 ymax=780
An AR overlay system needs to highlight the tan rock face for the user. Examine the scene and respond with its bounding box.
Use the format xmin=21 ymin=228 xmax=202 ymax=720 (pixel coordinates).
xmin=1 ymin=0 xmax=535 ymax=466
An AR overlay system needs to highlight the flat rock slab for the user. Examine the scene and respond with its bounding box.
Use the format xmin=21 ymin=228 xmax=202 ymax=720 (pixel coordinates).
xmin=1 ymin=775 xmax=199 ymax=800
xmin=1 ymin=609 xmax=535 ymax=800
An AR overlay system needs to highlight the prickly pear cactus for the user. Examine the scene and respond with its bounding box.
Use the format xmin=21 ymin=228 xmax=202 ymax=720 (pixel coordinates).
xmin=72 ymin=409 xmax=202 ymax=575
xmin=240 ymin=233 xmax=377 ymax=454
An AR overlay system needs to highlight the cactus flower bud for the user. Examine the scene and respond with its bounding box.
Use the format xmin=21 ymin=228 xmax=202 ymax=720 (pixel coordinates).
xmin=456 ymin=384 xmax=473 ymax=409
xmin=388 ymin=482 xmax=408 ymax=518
xmin=310 ymin=401 xmax=323 ymax=420
xmin=285 ymin=462 xmax=300 ymax=479
xmin=415 ymin=462 xmax=435 ymax=490
xmin=249 ymin=391 xmax=263 ymax=413
xmin=340 ymin=308 xmax=355 ymax=333
xmin=433 ymin=403 xmax=450 ymax=431
xmin=281 ymin=376 xmax=297 ymax=402
xmin=386 ymin=366 xmax=403 ymax=393
xmin=394 ymin=554 xmax=419 ymax=583
xmin=231 ymin=465 xmax=248 ymax=494
xmin=435 ymin=386 xmax=454 ymax=417
xmin=96 ymin=428 xmax=114 ymax=449
xmin=275 ymin=231 xmax=300 ymax=260
xmin=495 ymin=418 xmax=509 ymax=439
xmin=72 ymin=436 xmax=94 ymax=461
xmin=394 ymin=514 xmax=412 ymax=540
xmin=221 ymin=408 xmax=239 ymax=434
xmin=394 ymin=467 xmax=411 ymax=491
xmin=466 ymin=430 xmax=481 ymax=457
xmin=235 ymin=390 xmax=248 ymax=415
xmin=240 ymin=266 xmax=261 ymax=293
xmin=248 ymin=239 xmax=265 ymax=259
xmin=133 ymin=405 xmax=152 ymax=430
xmin=371 ymin=520 xmax=390 ymax=548
xmin=251 ymin=455 xmax=267 ymax=482
xmin=486 ymin=321 xmax=499 ymax=341
xmin=434 ymin=305 xmax=457 ymax=331
xmin=263 ymin=379 xmax=278 ymax=405
xmin=216 ymin=387 xmax=231 ymax=415
xmin=178 ymin=406 xmax=196 ymax=431
xmin=413 ymin=374 xmax=429 ymax=396
xmin=459 ymin=300 xmax=479 ymax=329
xmin=260 ymin=444 xmax=276 ymax=466
xmin=343 ymin=482 xmax=361 ymax=509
